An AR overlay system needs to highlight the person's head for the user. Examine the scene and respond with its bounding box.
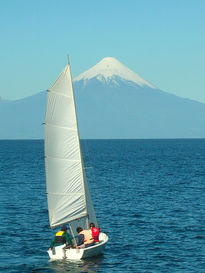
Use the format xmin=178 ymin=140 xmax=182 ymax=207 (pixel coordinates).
xmin=89 ymin=223 xmax=95 ymax=228
xmin=76 ymin=227 xmax=83 ymax=233
xmin=61 ymin=224 xmax=68 ymax=232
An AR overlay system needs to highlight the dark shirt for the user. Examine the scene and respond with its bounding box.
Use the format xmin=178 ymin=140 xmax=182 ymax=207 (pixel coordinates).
xmin=50 ymin=232 xmax=72 ymax=248
xmin=77 ymin=234 xmax=84 ymax=246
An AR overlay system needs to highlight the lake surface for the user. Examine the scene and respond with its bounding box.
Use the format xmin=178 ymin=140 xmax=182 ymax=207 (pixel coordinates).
xmin=0 ymin=139 xmax=205 ymax=272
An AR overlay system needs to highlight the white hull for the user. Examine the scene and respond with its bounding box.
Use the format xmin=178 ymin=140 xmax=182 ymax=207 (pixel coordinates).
xmin=48 ymin=232 xmax=108 ymax=260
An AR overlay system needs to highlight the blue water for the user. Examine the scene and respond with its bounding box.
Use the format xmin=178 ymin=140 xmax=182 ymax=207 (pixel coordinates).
xmin=1 ymin=139 xmax=205 ymax=272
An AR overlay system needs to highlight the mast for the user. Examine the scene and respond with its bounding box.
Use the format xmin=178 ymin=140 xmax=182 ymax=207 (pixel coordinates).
xmin=44 ymin=58 xmax=97 ymax=232
xmin=67 ymin=57 xmax=89 ymax=228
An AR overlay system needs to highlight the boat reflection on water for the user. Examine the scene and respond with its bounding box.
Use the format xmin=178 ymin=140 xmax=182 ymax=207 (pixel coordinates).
xmin=48 ymin=256 xmax=104 ymax=273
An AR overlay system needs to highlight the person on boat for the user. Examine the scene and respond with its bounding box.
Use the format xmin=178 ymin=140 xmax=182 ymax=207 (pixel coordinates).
xmin=89 ymin=223 xmax=100 ymax=243
xmin=49 ymin=224 xmax=73 ymax=249
xmin=76 ymin=227 xmax=94 ymax=249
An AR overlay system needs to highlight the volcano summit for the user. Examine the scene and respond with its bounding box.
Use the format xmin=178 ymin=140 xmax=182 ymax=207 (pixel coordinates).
xmin=74 ymin=57 xmax=155 ymax=88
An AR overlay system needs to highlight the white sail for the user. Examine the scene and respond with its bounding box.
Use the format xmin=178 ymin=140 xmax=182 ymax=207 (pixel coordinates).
xmin=44 ymin=63 xmax=97 ymax=230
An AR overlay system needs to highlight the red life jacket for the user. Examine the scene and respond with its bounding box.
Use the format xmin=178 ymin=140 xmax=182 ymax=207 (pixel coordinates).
xmin=91 ymin=227 xmax=100 ymax=242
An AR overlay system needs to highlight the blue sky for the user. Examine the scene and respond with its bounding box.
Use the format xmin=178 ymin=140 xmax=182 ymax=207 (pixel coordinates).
xmin=0 ymin=0 xmax=205 ymax=102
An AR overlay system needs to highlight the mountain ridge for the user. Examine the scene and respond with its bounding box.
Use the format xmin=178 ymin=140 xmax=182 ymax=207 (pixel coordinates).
xmin=1 ymin=57 xmax=205 ymax=139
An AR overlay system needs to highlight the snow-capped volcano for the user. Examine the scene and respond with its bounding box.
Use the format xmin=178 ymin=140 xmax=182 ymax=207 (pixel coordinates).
xmin=1 ymin=56 xmax=205 ymax=139
xmin=74 ymin=57 xmax=155 ymax=88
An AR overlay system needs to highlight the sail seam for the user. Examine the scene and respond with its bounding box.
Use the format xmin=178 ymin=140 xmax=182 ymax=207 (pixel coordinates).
xmin=45 ymin=123 xmax=77 ymax=131
xmin=47 ymin=192 xmax=84 ymax=195
xmin=45 ymin=156 xmax=80 ymax=162
xmin=48 ymin=89 xmax=72 ymax=99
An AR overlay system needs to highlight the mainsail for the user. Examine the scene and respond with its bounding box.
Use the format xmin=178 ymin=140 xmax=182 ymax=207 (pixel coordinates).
xmin=44 ymin=62 xmax=97 ymax=234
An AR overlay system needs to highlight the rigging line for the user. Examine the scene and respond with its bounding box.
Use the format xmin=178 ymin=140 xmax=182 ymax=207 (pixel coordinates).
xmin=82 ymin=140 xmax=93 ymax=172
xmin=82 ymin=139 xmax=97 ymax=194
xmin=69 ymin=223 xmax=77 ymax=245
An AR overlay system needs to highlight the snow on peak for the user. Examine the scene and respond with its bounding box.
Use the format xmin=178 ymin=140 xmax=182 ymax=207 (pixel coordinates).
xmin=74 ymin=57 xmax=155 ymax=88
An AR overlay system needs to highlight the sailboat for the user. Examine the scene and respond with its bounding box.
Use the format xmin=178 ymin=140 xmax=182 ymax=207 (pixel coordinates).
xmin=44 ymin=58 xmax=108 ymax=260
